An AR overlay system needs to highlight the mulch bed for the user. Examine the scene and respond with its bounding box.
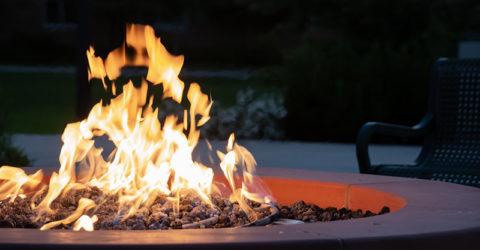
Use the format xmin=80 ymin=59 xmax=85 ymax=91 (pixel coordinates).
xmin=0 ymin=186 xmax=389 ymax=230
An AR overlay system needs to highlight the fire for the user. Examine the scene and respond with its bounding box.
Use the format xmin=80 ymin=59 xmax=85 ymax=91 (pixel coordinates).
xmin=0 ymin=24 xmax=273 ymax=230
xmin=73 ymin=215 xmax=98 ymax=231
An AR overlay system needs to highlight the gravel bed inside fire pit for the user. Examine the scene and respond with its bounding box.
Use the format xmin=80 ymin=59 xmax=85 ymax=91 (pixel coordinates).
xmin=0 ymin=186 xmax=389 ymax=230
xmin=279 ymin=200 xmax=390 ymax=223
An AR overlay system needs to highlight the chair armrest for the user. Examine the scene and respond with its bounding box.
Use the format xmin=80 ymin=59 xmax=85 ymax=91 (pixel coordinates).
xmin=356 ymin=113 xmax=433 ymax=173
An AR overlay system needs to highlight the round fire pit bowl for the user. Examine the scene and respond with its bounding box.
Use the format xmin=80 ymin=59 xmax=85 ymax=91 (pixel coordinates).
xmin=1 ymin=167 xmax=479 ymax=250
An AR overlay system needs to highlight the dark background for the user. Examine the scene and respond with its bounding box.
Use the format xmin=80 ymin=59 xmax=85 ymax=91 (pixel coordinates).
xmin=0 ymin=0 xmax=479 ymax=142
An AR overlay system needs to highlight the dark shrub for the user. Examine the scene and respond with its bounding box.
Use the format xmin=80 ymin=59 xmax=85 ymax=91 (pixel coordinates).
xmin=0 ymin=91 xmax=30 ymax=167
xmin=256 ymin=0 xmax=476 ymax=141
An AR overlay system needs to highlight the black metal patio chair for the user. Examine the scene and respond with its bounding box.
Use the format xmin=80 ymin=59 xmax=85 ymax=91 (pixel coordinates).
xmin=356 ymin=58 xmax=480 ymax=187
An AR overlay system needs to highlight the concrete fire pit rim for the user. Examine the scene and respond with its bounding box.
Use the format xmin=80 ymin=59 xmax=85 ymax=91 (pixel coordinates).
xmin=0 ymin=167 xmax=479 ymax=250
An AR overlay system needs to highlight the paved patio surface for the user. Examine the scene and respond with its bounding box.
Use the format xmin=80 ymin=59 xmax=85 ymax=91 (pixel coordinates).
xmin=11 ymin=134 xmax=421 ymax=174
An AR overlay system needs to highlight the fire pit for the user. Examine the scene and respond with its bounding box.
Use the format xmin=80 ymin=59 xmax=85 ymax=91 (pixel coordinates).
xmin=0 ymin=168 xmax=479 ymax=249
xmin=0 ymin=23 xmax=479 ymax=249
xmin=0 ymin=24 xmax=386 ymax=232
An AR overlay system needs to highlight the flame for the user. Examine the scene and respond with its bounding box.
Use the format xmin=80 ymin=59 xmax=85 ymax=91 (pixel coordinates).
xmin=73 ymin=215 xmax=98 ymax=231
xmin=40 ymin=198 xmax=96 ymax=230
xmin=0 ymin=24 xmax=273 ymax=230
xmin=0 ymin=167 xmax=44 ymax=202
xmin=217 ymin=134 xmax=274 ymax=221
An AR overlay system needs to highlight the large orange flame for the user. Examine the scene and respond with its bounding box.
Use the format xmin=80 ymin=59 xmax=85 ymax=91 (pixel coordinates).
xmin=0 ymin=24 xmax=273 ymax=230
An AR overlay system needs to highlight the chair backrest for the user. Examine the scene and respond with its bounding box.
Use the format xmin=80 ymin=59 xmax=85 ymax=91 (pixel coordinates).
xmin=421 ymin=58 xmax=480 ymax=186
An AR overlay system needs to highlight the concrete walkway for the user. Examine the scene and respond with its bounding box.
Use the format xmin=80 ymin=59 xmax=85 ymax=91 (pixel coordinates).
xmin=11 ymin=134 xmax=421 ymax=174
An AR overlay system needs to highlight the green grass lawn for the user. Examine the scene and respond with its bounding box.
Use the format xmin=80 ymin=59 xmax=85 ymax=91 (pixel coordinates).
xmin=0 ymin=73 xmax=76 ymax=134
xmin=0 ymin=72 xmax=277 ymax=134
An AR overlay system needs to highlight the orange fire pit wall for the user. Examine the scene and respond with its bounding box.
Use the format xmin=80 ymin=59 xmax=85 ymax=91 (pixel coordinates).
xmin=213 ymin=175 xmax=406 ymax=213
